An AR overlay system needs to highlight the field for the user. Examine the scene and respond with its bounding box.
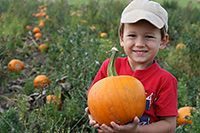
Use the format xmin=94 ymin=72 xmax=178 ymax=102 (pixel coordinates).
xmin=0 ymin=0 xmax=199 ymax=132
xmin=67 ymin=0 xmax=200 ymax=8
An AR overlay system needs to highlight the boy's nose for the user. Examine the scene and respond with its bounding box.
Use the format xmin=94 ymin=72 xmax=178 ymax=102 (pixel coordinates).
xmin=135 ymin=38 xmax=145 ymax=47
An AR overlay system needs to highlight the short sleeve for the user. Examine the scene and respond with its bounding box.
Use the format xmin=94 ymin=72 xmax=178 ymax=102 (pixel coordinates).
xmin=155 ymin=76 xmax=178 ymax=116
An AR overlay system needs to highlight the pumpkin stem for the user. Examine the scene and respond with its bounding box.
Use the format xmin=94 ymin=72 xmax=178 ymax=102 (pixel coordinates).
xmin=107 ymin=47 xmax=119 ymax=77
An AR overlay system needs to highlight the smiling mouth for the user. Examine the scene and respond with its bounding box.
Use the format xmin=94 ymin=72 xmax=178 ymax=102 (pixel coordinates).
xmin=133 ymin=50 xmax=148 ymax=53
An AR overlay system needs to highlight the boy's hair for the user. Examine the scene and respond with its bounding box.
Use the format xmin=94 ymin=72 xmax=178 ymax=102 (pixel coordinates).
xmin=119 ymin=0 xmax=168 ymax=38
xmin=118 ymin=22 xmax=167 ymax=39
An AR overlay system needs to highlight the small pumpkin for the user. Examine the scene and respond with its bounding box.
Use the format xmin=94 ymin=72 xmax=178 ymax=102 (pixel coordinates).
xmin=176 ymin=43 xmax=186 ymax=51
xmin=46 ymin=15 xmax=49 ymax=19
xmin=46 ymin=95 xmax=62 ymax=105
xmin=26 ymin=25 xmax=31 ymax=31
xmin=100 ymin=32 xmax=107 ymax=38
xmin=32 ymin=27 xmax=41 ymax=34
xmin=39 ymin=22 xmax=45 ymax=28
xmin=35 ymin=13 xmax=42 ymax=18
xmin=177 ymin=107 xmax=196 ymax=125
xmin=87 ymin=47 xmax=146 ymax=126
xmin=34 ymin=75 xmax=51 ymax=88
xmin=90 ymin=26 xmax=96 ymax=31
xmin=46 ymin=95 xmax=62 ymax=110
xmin=34 ymin=33 xmax=42 ymax=38
xmin=38 ymin=44 xmax=48 ymax=51
xmin=8 ymin=59 xmax=24 ymax=71
xmin=41 ymin=12 xmax=46 ymax=16
xmin=166 ymin=39 xmax=170 ymax=44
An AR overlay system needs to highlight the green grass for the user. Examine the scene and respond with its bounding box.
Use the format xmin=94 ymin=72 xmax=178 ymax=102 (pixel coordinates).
xmin=40 ymin=0 xmax=200 ymax=8
xmin=154 ymin=0 xmax=200 ymax=8
xmin=67 ymin=0 xmax=200 ymax=8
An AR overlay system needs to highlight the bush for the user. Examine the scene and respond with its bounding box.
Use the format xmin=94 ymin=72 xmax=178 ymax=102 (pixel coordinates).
xmin=0 ymin=107 xmax=22 ymax=133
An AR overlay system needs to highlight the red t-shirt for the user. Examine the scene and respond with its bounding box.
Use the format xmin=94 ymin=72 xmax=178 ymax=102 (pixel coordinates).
xmin=88 ymin=57 xmax=178 ymax=124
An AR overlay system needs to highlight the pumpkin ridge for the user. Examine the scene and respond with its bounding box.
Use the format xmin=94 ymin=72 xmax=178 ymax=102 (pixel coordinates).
xmin=121 ymin=76 xmax=139 ymax=122
xmin=101 ymin=78 xmax=114 ymax=125
xmin=117 ymin=77 xmax=131 ymax=123
xmin=112 ymin=77 xmax=124 ymax=124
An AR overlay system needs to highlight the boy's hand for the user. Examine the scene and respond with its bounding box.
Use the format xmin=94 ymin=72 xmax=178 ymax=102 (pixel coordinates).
xmin=85 ymin=107 xmax=101 ymax=129
xmin=85 ymin=107 xmax=140 ymax=133
xmin=98 ymin=117 xmax=140 ymax=133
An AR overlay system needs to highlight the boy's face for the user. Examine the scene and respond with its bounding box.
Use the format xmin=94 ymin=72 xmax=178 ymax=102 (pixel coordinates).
xmin=119 ymin=20 xmax=168 ymax=67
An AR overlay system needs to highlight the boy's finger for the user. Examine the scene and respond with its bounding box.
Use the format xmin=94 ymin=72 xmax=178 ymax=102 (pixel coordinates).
xmin=133 ymin=116 xmax=140 ymax=124
xmin=85 ymin=107 xmax=90 ymax=114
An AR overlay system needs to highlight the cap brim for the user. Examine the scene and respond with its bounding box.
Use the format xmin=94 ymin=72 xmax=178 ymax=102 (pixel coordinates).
xmin=121 ymin=9 xmax=164 ymax=29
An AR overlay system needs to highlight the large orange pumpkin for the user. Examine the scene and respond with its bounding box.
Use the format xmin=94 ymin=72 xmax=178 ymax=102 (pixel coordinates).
xmin=34 ymin=75 xmax=51 ymax=88
xmin=87 ymin=47 xmax=146 ymax=126
xmin=8 ymin=59 xmax=24 ymax=71
xmin=177 ymin=106 xmax=196 ymax=125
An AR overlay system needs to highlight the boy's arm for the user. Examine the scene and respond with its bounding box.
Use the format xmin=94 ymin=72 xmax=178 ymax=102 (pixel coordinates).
xmin=136 ymin=116 xmax=176 ymax=133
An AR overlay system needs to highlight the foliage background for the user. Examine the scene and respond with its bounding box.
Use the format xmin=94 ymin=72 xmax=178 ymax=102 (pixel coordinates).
xmin=0 ymin=0 xmax=199 ymax=132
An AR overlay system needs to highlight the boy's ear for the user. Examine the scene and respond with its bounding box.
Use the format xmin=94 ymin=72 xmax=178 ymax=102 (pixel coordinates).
xmin=119 ymin=33 xmax=124 ymax=47
xmin=159 ymin=34 xmax=169 ymax=50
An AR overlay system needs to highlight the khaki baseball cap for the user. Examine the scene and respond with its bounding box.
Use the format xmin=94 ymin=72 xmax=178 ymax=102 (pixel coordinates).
xmin=121 ymin=0 xmax=168 ymax=31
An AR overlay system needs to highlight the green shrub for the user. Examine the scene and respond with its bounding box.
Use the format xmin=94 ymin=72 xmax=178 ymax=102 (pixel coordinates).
xmin=0 ymin=107 xmax=22 ymax=133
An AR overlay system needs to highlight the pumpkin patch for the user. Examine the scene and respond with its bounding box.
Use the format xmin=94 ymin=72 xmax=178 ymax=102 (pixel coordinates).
xmin=0 ymin=0 xmax=199 ymax=132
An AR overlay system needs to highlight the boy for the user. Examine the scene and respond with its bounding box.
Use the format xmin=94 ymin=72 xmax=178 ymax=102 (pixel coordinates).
xmin=85 ymin=0 xmax=178 ymax=132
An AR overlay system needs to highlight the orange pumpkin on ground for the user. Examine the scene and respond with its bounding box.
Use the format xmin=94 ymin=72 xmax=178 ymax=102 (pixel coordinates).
xmin=87 ymin=47 xmax=146 ymax=127
xmin=90 ymin=26 xmax=96 ymax=31
xmin=34 ymin=33 xmax=42 ymax=38
xmin=46 ymin=95 xmax=62 ymax=104
xmin=176 ymin=43 xmax=186 ymax=51
xmin=32 ymin=27 xmax=41 ymax=33
xmin=100 ymin=32 xmax=107 ymax=38
xmin=177 ymin=106 xmax=196 ymax=125
xmin=166 ymin=39 xmax=170 ymax=44
xmin=38 ymin=44 xmax=48 ymax=51
xmin=46 ymin=95 xmax=62 ymax=110
xmin=46 ymin=15 xmax=49 ymax=19
xmin=8 ymin=59 xmax=24 ymax=71
xmin=39 ymin=22 xmax=45 ymax=28
xmin=35 ymin=13 xmax=42 ymax=18
xmin=34 ymin=75 xmax=51 ymax=88
xmin=41 ymin=12 xmax=46 ymax=16
xmin=26 ymin=25 xmax=31 ymax=31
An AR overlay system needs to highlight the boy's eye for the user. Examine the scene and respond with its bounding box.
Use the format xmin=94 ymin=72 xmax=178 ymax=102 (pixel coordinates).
xmin=145 ymin=35 xmax=154 ymax=38
xmin=128 ymin=34 xmax=136 ymax=37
